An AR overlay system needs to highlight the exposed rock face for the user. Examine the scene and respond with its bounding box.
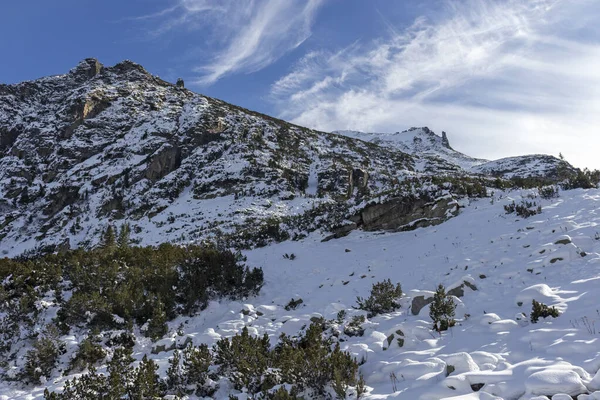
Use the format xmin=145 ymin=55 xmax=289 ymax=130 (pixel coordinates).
xmin=145 ymin=145 xmax=182 ymax=182
xmin=441 ymin=131 xmax=451 ymax=149
xmin=71 ymin=58 xmax=104 ymax=81
xmin=357 ymin=196 xmax=459 ymax=232
xmin=411 ymin=296 xmax=434 ymax=316
xmin=350 ymin=168 xmax=368 ymax=194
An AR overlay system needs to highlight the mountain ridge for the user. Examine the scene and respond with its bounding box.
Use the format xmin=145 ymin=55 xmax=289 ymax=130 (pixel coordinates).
xmin=333 ymin=127 xmax=567 ymax=178
xmin=0 ymin=59 xmax=575 ymax=257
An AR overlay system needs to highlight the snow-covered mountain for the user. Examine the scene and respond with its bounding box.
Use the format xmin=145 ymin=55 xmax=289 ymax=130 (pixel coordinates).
xmin=0 ymin=59 xmax=576 ymax=257
xmin=1 ymin=59 xmax=600 ymax=400
xmin=334 ymin=127 xmax=568 ymax=178
xmin=0 ymin=59 xmax=418 ymax=256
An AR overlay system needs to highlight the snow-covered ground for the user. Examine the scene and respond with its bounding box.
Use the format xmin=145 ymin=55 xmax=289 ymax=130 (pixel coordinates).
xmin=4 ymin=188 xmax=600 ymax=399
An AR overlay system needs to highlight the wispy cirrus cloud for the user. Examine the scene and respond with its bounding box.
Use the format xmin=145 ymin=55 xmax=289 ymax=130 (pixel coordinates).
xmin=271 ymin=0 xmax=600 ymax=168
xmin=137 ymin=0 xmax=324 ymax=85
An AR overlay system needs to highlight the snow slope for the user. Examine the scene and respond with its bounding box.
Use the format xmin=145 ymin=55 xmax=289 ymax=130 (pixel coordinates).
xmin=6 ymin=187 xmax=600 ymax=399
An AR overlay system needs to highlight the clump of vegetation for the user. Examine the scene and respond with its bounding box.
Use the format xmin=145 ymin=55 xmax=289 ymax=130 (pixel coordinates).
xmin=504 ymin=200 xmax=542 ymax=218
xmin=530 ymin=300 xmax=560 ymax=323
xmin=344 ymin=315 xmax=366 ymax=337
xmin=561 ymin=168 xmax=600 ymax=190
xmin=0 ymin=241 xmax=264 ymax=382
xmin=68 ymin=330 xmax=106 ymax=372
xmin=23 ymin=325 xmax=64 ymax=384
xmin=356 ymin=279 xmax=402 ymax=317
xmin=45 ymin=322 xmax=360 ymax=399
xmin=285 ymin=298 xmax=304 ymax=311
xmin=0 ymin=242 xmax=263 ymax=333
xmin=429 ymin=284 xmax=456 ymax=332
xmin=539 ymin=185 xmax=559 ymax=199
xmin=145 ymin=298 xmax=168 ymax=342
xmin=44 ymin=347 xmax=165 ymax=399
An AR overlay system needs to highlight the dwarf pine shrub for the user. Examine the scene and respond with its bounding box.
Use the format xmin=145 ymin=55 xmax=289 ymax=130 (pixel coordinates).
xmin=356 ymin=279 xmax=402 ymax=317
xmin=530 ymin=299 xmax=560 ymax=323
xmin=539 ymin=185 xmax=559 ymax=199
xmin=504 ymin=200 xmax=542 ymax=218
xmin=23 ymin=325 xmax=64 ymax=384
xmin=68 ymin=330 xmax=105 ymax=372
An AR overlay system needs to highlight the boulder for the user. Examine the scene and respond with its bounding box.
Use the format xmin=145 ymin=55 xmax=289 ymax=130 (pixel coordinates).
xmin=411 ymin=295 xmax=434 ymax=315
xmin=448 ymin=280 xmax=478 ymax=298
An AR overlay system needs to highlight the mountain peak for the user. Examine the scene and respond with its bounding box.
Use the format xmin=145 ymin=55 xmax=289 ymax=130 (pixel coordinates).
xmin=69 ymin=58 xmax=104 ymax=81
xmin=109 ymin=59 xmax=149 ymax=74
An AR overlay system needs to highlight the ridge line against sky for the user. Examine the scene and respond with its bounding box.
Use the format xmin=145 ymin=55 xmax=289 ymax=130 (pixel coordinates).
xmin=1 ymin=0 xmax=600 ymax=168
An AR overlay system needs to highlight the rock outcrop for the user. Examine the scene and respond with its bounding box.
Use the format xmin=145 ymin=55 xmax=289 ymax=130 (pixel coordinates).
xmin=357 ymin=195 xmax=459 ymax=232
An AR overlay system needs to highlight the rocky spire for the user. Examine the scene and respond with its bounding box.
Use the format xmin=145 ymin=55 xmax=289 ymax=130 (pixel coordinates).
xmin=441 ymin=131 xmax=452 ymax=149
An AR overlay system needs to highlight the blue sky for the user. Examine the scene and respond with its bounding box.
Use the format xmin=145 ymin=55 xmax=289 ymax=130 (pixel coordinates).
xmin=2 ymin=0 xmax=600 ymax=168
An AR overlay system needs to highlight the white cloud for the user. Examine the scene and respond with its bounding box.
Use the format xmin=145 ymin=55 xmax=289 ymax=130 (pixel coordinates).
xmin=271 ymin=0 xmax=600 ymax=169
xmin=139 ymin=0 xmax=323 ymax=85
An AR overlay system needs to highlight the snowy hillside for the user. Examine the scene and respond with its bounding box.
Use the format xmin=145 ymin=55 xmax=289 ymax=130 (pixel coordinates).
xmin=334 ymin=128 xmax=569 ymax=179
xmin=3 ymin=187 xmax=600 ymax=399
xmin=0 ymin=59 xmax=415 ymax=257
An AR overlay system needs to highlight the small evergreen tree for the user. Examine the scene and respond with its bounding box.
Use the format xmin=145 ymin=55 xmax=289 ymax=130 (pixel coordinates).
xmin=101 ymin=225 xmax=116 ymax=249
xmin=183 ymin=343 xmax=212 ymax=395
xmin=69 ymin=329 xmax=106 ymax=371
xmin=356 ymin=373 xmax=367 ymax=399
xmin=166 ymin=349 xmax=183 ymax=394
xmin=429 ymin=284 xmax=456 ymax=332
xmin=131 ymin=354 xmax=164 ymax=399
xmin=146 ymin=298 xmax=168 ymax=341
xmin=107 ymin=347 xmax=134 ymax=398
xmin=215 ymin=326 xmax=271 ymax=393
xmin=23 ymin=325 xmax=63 ymax=384
xmin=117 ymin=223 xmax=131 ymax=250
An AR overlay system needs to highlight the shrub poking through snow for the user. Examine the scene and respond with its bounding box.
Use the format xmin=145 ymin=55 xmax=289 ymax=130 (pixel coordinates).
xmin=356 ymin=279 xmax=402 ymax=317
xmin=539 ymin=185 xmax=559 ymax=199
xmin=504 ymin=200 xmax=542 ymax=218
xmin=45 ymin=346 xmax=166 ymax=399
xmin=530 ymin=299 xmax=560 ymax=323
xmin=145 ymin=298 xmax=168 ymax=342
xmin=285 ymin=298 xmax=304 ymax=311
xmin=68 ymin=330 xmax=106 ymax=372
xmin=23 ymin=325 xmax=64 ymax=384
xmin=344 ymin=315 xmax=366 ymax=337
xmin=429 ymin=284 xmax=456 ymax=332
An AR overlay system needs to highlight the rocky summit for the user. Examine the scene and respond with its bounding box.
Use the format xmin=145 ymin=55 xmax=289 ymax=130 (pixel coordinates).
xmin=0 ymin=59 xmax=574 ymax=257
